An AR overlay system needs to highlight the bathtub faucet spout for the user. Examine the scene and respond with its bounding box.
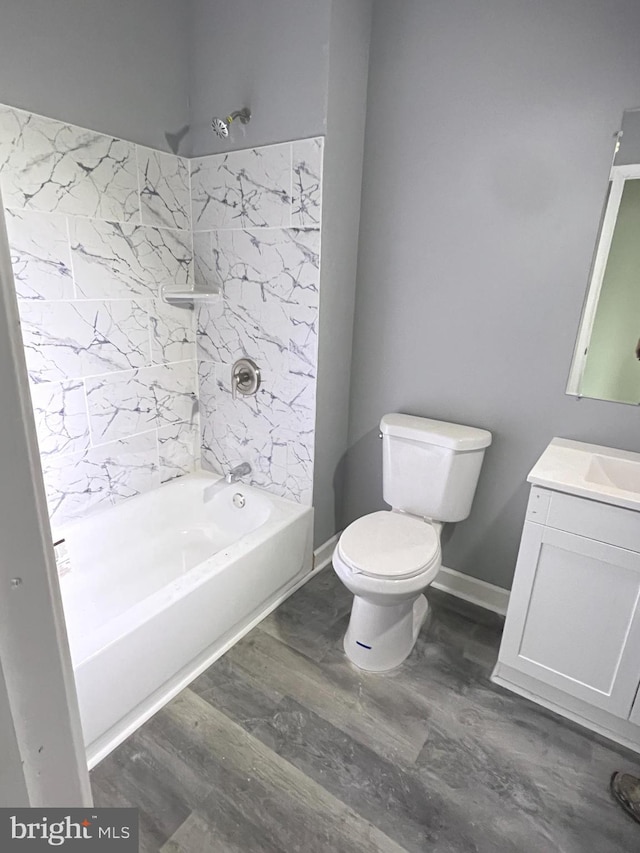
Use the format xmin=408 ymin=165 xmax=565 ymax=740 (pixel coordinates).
xmin=225 ymin=462 xmax=251 ymax=484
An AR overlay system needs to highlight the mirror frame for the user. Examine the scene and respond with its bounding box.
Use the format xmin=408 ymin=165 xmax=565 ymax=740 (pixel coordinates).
xmin=567 ymin=161 xmax=640 ymax=398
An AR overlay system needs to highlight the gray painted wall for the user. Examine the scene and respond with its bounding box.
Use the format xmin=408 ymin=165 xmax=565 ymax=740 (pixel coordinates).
xmin=345 ymin=0 xmax=640 ymax=589
xmin=189 ymin=0 xmax=331 ymax=157
xmin=313 ymin=0 xmax=372 ymax=547
xmin=0 ymin=0 xmax=189 ymax=152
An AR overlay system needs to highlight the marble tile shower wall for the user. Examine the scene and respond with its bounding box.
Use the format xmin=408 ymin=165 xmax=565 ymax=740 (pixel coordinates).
xmin=191 ymin=138 xmax=323 ymax=505
xmin=0 ymin=105 xmax=198 ymax=530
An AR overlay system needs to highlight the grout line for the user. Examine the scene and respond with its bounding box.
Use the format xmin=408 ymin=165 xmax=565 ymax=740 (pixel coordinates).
xmin=82 ymin=378 xmax=95 ymax=449
xmin=191 ymin=156 xmax=206 ymax=467
xmin=134 ymin=144 xmax=143 ymax=226
xmin=155 ymin=426 xmax=161 ymax=479
xmin=147 ymin=293 xmax=154 ymax=366
xmin=63 ymin=215 xmax=79 ymax=300
xmin=22 ymin=296 xmax=155 ymax=304
xmin=88 ymin=425 xmax=161 ymax=452
xmin=289 ymin=142 xmax=294 ymax=229
xmin=188 ymin=154 xmax=195 ymax=241
xmin=4 ymin=204 xmax=192 ymax=234
xmin=47 ymin=412 xmax=162 ymax=463
xmin=47 ymin=421 xmax=192 ymax=469
xmin=75 ymin=411 xmax=197 ymax=454
xmin=191 ymin=223 xmax=321 ymax=235
xmin=191 ymin=135 xmax=325 ymax=160
xmin=5 ymin=199 xmax=317 ymax=238
xmin=317 ymin=138 xmax=325 ymax=226
xmin=42 ymin=357 xmax=196 ymax=387
xmin=20 ymin=296 xmax=155 ymax=304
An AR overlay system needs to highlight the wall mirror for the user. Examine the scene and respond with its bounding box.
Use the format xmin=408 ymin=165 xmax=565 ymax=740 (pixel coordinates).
xmin=567 ymin=108 xmax=640 ymax=404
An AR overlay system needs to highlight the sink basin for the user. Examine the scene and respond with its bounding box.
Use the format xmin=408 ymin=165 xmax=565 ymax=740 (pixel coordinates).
xmin=585 ymin=455 xmax=640 ymax=494
xmin=528 ymin=438 xmax=640 ymax=511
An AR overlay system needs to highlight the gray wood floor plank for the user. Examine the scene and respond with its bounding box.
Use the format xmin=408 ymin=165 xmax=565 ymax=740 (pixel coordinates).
xmin=161 ymin=802 xmax=285 ymax=853
xmin=246 ymin=694 xmax=508 ymax=853
xmin=91 ymin=567 xmax=640 ymax=853
xmin=190 ymin=653 xmax=284 ymax=731
xmin=144 ymin=706 xmax=297 ymax=853
xmin=177 ymin=664 xmax=485 ymax=850
xmin=258 ymin=566 xmax=353 ymax=663
xmin=418 ymin=676 xmax=640 ymax=853
xmin=91 ymin=738 xmax=193 ymax=851
xmin=225 ymin=629 xmax=433 ymax=766
xmin=91 ymin=776 xmax=162 ymax=853
xmin=159 ymin=688 xmax=409 ymax=853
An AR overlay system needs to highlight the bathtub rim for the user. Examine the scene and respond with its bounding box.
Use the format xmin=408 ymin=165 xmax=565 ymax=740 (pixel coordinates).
xmin=60 ymin=472 xmax=310 ymax=668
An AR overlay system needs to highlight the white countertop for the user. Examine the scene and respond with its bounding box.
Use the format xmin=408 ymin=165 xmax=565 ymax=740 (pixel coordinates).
xmin=528 ymin=438 xmax=640 ymax=512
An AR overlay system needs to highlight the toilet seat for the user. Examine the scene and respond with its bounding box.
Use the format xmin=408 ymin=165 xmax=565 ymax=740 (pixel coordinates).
xmin=338 ymin=511 xmax=440 ymax=580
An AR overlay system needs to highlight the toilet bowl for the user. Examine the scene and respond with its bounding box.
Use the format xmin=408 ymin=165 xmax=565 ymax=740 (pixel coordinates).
xmin=333 ymin=510 xmax=441 ymax=671
xmin=333 ymin=413 xmax=491 ymax=672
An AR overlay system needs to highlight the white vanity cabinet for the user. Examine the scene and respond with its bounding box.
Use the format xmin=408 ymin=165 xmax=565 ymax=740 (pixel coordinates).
xmin=493 ymin=438 xmax=640 ymax=752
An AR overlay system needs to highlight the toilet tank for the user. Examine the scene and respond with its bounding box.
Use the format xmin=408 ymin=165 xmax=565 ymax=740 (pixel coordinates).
xmin=380 ymin=414 xmax=492 ymax=522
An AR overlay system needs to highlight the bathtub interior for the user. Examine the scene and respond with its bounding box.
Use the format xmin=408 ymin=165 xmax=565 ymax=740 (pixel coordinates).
xmin=57 ymin=471 xmax=288 ymax=664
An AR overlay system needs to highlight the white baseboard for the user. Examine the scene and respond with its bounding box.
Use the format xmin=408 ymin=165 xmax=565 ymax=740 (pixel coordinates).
xmin=313 ymin=533 xmax=339 ymax=571
xmin=315 ymin=534 xmax=509 ymax=617
xmin=432 ymin=565 xmax=509 ymax=616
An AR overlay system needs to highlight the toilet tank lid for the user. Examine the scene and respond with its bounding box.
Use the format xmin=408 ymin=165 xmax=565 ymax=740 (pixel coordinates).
xmin=380 ymin=414 xmax=492 ymax=451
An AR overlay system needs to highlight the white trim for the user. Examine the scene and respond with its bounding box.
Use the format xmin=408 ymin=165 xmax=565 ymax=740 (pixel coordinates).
xmin=610 ymin=163 xmax=640 ymax=180
xmin=88 ymin=555 xmax=329 ymax=768
xmin=431 ymin=565 xmax=510 ymax=616
xmin=191 ymin=135 xmax=326 ymax=162
xmin=0 ymin=200 xmax=91 ymax=805
xmin=0 ymin=657 xmax=28 ymax=804
xmin=313 ymin=533 xmax=340 ymax=571
xmin=567 ymin=165 xmax=640 ymax=395
xmin=567 ymin=174 xmax=623 ymax=394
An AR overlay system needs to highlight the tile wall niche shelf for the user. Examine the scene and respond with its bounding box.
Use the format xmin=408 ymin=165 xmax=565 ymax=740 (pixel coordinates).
xmin=161 ymin=287 xmax=220 ymax=310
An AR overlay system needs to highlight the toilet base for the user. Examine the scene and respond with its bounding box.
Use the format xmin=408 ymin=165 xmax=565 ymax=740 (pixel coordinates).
xmin=343 ymin=593 xmax=429 ymax=672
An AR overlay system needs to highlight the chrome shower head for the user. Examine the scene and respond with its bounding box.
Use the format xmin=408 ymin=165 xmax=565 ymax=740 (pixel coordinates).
xmin=211 ymin=117 xmax=230 ymax=139
xmin=211 ymin=108 xmax=251 ymax=139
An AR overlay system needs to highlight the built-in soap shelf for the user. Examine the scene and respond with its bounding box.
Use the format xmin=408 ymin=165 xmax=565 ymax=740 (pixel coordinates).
xmin=161 ymin=285 xmax=220 ymax=310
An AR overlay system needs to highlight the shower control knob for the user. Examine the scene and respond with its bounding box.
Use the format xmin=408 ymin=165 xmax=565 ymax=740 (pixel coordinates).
xmin=231 ymin=358 xmax=261 ymax=399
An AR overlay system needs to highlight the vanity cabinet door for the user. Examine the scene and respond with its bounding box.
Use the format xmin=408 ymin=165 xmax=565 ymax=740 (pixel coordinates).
xmin=500 ymin=522 xmax=640 ymax=719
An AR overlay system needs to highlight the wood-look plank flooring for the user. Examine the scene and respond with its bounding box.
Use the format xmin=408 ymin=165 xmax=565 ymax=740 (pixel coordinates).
xmin=92 ymin=568 xmax=640 ymax=852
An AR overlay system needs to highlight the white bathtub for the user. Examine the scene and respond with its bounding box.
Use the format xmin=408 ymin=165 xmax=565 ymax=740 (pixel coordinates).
xmin=56 ymin=471 xmax=313 ymax=767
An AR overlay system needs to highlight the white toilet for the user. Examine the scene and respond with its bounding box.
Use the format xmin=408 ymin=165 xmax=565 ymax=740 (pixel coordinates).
xmin=333 ymin=413 xmax=492 ymax=672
